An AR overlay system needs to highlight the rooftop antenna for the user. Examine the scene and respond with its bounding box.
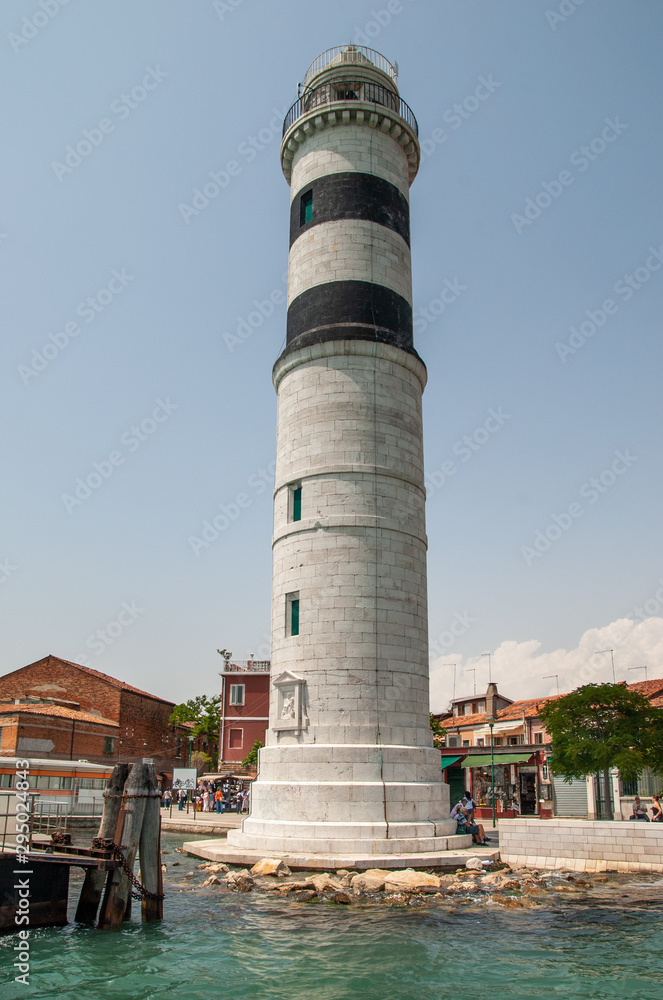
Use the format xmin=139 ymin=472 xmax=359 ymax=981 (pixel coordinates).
xmin=466 ymin=667 xmax=476 ymax=697
xmin=443 ymin=663 xmax=458 ymax=701
xmin=595 ymin=649 xmax=615 ymax=683
xmin=481 ymin=652 xmax=492 ymax=684
xmin=628 ymin=665 xmax=648 ymax=683
xmin=543 ymin=674 xmax=560 ymax=696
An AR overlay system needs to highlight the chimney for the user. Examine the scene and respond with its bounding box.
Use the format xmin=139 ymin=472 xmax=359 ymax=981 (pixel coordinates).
xmin=485 ymin=682 xmax=498 ymax=720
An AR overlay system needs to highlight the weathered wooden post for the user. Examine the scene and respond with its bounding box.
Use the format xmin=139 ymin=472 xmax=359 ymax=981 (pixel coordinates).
xmin=97 ymin=763 xmax=151 ymax=930
xmin=75 ymin=762 xmax=129 ymax=924
xmin=138 ymin=765 xmax=163 ymax=922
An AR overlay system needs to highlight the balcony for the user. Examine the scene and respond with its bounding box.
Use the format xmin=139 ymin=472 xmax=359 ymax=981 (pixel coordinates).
xmin=221 ymin=660 xmax=270 ymax=674
xmin=283 ymin=79 xmax=418 ymax=138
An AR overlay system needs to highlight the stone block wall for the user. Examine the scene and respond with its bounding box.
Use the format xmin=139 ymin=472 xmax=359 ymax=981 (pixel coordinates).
xmin=499 ymin=817 xmax=663 ymax=872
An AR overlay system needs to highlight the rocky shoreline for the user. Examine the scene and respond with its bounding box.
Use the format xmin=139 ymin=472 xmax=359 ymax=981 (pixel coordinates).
xmin=165 ymin=851 xmax=663 ymax=909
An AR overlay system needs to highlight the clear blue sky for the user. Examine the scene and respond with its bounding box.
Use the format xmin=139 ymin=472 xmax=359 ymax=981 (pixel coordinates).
xmin=2 ymin=0 xmax=662 ymax=709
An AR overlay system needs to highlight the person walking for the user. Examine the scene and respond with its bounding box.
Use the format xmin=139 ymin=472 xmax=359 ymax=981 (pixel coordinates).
xmin=651 ymin=794 xmax=662 ymax=822
xmin=178 ymin=787 xmax=187 ymax=811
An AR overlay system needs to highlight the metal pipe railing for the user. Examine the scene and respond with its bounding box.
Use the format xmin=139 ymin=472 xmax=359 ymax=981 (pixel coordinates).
xmin=283 ymin=80 xmax=418 ymax=137
xmin=303 ymin=46 xmax=397 ymax=86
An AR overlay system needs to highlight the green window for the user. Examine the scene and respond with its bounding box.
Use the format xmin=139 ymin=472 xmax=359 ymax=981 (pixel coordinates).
xmin=103 ymin=737 xmax=116 ymax=754
xmin=292 ymin=486 xmax=301 ymax=521
xmin=286 ymin=592 xmax=300 ymax=636
xmin=300 ymin=190 xmax=313 ymax=225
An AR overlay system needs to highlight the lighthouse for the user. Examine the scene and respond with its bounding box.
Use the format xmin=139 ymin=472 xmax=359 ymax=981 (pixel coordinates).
xmin=227 ymin=46 xmax=468 ymax=859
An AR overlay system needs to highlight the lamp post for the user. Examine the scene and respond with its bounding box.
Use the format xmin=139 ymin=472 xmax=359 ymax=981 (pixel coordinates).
xmin=488 ymin=715 xmax=496 ymax=829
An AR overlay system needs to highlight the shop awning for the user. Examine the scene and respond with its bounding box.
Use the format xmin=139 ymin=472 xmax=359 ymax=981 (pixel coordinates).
xmin=439 ymin=755 xmax=464 ymax=769
xmin=461 ymin=752 xmax=535 ymax=768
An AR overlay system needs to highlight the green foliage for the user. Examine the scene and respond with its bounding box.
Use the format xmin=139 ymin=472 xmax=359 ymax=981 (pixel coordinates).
xmin=169 ymin=695 xmax=223 ymax=768
xmin=241 ymin=739 xmax=264 ymax=768
xmin=190 ymin=750 xmax=211 ymax=774
xmin=539 ymin=683 xmax=663 ymax=782
xmin=430 ymin=713 xmax=446 ymax=749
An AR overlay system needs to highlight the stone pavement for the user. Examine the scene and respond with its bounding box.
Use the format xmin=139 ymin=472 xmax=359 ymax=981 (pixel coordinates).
xmin=160 ymin=807 xmax=242 ymax=835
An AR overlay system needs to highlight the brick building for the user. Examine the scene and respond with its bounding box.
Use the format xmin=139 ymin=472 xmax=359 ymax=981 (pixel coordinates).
xmin=0 ymin=655 xmax=187 ymax=781
xmin=219 ymin=659 xmax=270 ymax=764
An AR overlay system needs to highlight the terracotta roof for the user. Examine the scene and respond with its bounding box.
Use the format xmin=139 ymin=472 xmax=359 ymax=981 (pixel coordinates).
xmin=5 ymin=656 xmax=175 ymax=707
xmin=0 ymin=703 xmax=119 ymax=727
xmin=438 ymin=694 xmax=562 ymax=730
xmin=625 ymin=678 xmax=663 ymax=698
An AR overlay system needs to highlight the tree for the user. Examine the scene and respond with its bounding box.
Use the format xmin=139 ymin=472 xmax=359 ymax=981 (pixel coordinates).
xmin=430 ymin=713 xmax=446 ymax=750
xmin=539 ymin=682 xmax=663 ymax=820
xmin=241 ymin=739 xmax=264 ymax=768
xmin=169 ymin=695 xmax=223 ymax=770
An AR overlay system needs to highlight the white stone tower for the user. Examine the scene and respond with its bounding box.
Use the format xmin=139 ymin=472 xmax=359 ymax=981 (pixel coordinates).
xmin=228 ymin=46 xmax=466 ymax=859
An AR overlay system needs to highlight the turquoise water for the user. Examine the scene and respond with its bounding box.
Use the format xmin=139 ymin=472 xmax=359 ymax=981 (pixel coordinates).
xmin=2 ymin=835 xmax=662 ymax=1000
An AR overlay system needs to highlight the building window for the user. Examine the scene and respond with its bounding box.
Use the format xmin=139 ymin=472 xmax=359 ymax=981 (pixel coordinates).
xmin=229 ymin=684 xmax=245 ymax=706
xmin=507 ymin=736 xmax=521 ymax=746
xmin=464 ymin=704 xmax=472 ymax=716
xmin=476 ymin=738 xmax=485 ymax=747
xmin=300 ymin=190 xmax=313 ymax=225
xmin=289 ymin=483 xmax=302 ymax=522
xmin=493 ymin=738 xmax=502 ymax=746
xmin=228 ymin=728 xmax=243 ymax=749
xmin=103 ymin=737 xmax=116 ymax=754
xmin=462 ymin=740 xmax=470 ymax=747
xmin=534 ymin=732 xmax=543 ymax=744
xmin=286 ymin=592 xmax=300 ymax=637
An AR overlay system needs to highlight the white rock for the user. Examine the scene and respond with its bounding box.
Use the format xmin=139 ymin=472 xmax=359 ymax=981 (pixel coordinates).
xmin=351 ymin=869 xmax=387 ymax=893
xmin=383 ymin=869 xmax=441 ymax=892
xmin=464 ymin=857 xmax=484 ymax=871
xmin=250 ymin=858 xmax=292 ymax=877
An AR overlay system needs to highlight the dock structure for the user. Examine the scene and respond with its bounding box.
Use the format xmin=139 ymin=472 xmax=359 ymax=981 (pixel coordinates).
xmin=0 ymin=762 xmax=163 ymax=934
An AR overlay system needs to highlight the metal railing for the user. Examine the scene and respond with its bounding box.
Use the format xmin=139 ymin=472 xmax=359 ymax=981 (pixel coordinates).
xmin=283 ymin=80 xmax=417 ymax=137
xmin=303 ymin=46 xmax=397 ymax=86
xmin=222 ymin=660 xmax=271 ymax=673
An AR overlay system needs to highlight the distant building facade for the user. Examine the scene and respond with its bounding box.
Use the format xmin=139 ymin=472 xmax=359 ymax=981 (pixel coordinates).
xmin=434 ymin=678 xmax=663 ymax=821
xmin=218 ymin=659 xmax=270 ymax=764
xmin=0 ymin=655 xmax=188 ymax=785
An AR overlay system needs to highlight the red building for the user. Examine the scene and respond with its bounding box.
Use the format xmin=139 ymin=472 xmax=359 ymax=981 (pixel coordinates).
xmin=0 ymin=655 xmax=186 ymax=782
xmin=218 ymin=659 xmax=270 ymax=764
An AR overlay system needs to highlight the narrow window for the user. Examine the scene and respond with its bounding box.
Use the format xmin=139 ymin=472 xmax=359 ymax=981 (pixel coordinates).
xmin=230 ymin=684 xmax=245 ymax=706
xmin=289 ymin=483 xmax=302 ymax=522
xmin=300 ymin=190 xmax=313 ymax=225
xmin=286 ymin=592 xmax=300 ymax=636
xmin=103 ymin=737 xmax=116 ymax=754
xmin=229 ymin=728 xmax=243 ymax=749
xmin=534 ymin=732 xmax=543 ymax=744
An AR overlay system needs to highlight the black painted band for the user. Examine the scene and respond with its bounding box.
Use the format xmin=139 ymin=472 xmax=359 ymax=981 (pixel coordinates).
xmin=280 ymin=280 xmax=418 ymax=362
xmin=290 ymin=172 xmax=410 ymax=249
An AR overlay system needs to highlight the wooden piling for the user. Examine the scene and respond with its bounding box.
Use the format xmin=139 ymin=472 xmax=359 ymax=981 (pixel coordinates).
xmin=97 ymin=763 xmax=151 ymax=930
xmin=75 ymin=762 xmax=129 ymax=924
xmin=138 ymin=764 xmax=164 ymax=922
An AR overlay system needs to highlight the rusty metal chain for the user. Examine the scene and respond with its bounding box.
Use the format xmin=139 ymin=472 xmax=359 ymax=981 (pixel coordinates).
xmin=91 ymin=837 xmax=164 ymax=901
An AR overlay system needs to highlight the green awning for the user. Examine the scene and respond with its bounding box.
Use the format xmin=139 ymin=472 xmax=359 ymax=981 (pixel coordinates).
xmin=462 ymin=752 xmax=535 ymax=768
xmin=440 ymin=755 xmax=464 ymax=769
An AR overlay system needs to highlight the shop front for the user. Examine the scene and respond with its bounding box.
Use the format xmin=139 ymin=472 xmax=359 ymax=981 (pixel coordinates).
xmin=463 ymin=751 xmax=545 ymax=820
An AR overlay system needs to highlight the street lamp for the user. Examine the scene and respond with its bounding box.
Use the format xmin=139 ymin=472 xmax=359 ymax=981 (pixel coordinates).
xmin=488 ymin=715 xmax=496 ymax=829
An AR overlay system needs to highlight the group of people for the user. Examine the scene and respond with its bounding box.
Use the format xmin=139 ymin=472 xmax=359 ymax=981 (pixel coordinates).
xmin=629 ymin=794 xmax=662 ymax=821
xmin=450 ymin=794 xmax=492 ymax=845
xmin=162 ymin=778 xmax=250 ymax=814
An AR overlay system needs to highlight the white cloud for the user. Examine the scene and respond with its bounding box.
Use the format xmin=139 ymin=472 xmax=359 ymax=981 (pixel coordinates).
xmin=429 ymin=616 xmax=663 ymax=713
